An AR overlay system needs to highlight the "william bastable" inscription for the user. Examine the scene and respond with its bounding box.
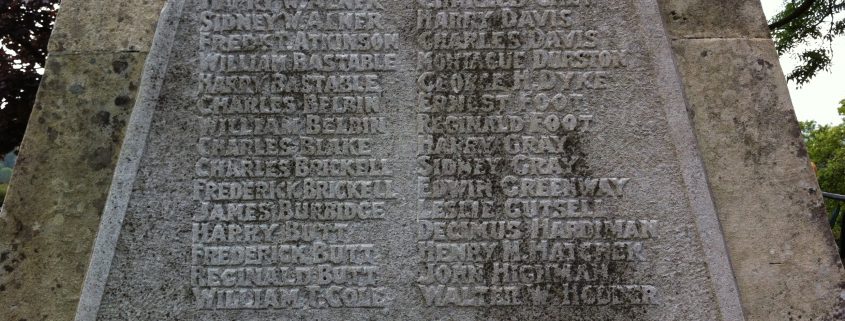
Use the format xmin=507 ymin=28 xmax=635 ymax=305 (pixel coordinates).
xmin=191 ymin=0 xmax=397 ymax=310
xmin=182 ymin=0 xmax=660 ymax=312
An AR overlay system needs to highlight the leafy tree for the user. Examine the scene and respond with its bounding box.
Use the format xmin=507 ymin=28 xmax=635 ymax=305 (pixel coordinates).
xmin=0 ymin=0 xmax=59 ymax=155
xmin=3 ymin=151 xmax=15 ymax=168
xmin=0 ymin=183 xmax=6 ymax=207
xmin=801 ymin=100 xmax=845 ymax=241
xmin=803 ymin=121 xmax=845 ymax=195
xmin=769 ymin=0 xmax=845 ymax=85
xmin=0 ymin=167 xmax=11 ymax=184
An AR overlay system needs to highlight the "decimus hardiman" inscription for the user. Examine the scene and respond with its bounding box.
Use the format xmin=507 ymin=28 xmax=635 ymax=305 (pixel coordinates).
xmin=79 ymin=0 xmax=744 ymax=320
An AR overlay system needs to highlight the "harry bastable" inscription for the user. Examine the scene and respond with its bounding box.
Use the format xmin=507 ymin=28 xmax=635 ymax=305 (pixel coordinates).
xmin=183 ymin=0 xmax=658 ymax=310
xmin=82 ymin=0 xmax=752 ymax=319
xmin=191 ymin=0 xmax=398 ymax=309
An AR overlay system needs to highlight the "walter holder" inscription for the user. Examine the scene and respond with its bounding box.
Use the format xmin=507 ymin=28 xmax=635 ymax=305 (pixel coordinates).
xmin=76 ymin=0 xmax=745 ymax=320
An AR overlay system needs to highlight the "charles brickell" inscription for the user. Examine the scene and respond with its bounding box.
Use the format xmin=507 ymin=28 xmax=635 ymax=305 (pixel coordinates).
xmin=188 ymin=0 xmax=659 ymax=310
xmin=191 ymin=0 xmax=397 ymax=310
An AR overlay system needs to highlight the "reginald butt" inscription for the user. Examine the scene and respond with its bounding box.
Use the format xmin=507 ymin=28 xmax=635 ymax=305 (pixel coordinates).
xmin=79 ymin=0 xmax=745 ymax=320
xmin=191 ymin=0 xmax=398 ymax=310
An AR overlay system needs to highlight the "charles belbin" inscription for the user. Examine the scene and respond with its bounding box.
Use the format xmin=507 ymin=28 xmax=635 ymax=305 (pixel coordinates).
xmin=188 ymin=0 xmax=659 ymax=311
xmin=191 ymin=0 xmax=398 ymax=310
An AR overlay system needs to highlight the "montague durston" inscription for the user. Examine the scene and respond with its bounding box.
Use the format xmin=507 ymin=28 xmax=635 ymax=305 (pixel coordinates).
xmin=77 ymin=0 xmax=745 ymax=320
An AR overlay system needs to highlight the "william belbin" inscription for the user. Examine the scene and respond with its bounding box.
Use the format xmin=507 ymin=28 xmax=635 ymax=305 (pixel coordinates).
xmin=188 ymin=0 xmax=659 ymax=310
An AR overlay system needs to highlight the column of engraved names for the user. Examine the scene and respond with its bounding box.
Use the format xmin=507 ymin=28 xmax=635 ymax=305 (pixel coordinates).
xmin=413 ymin=0 xmax=659 ymax=307
xmin=190 ymin=0 xmax=397 ymax=310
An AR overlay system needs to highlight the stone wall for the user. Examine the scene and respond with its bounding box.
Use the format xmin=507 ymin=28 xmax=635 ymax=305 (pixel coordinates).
xmin=660 ymin=1 xmax=845 ymax=319
xmin=0 ymin=1 xmax=165 ymax=320
xmin=0 ymin=1 xmax=841 ymax=320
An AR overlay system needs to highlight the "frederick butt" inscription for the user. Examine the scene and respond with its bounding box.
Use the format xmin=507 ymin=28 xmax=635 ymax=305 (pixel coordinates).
xmin=191 ymin=0 xmax=398 ymax=310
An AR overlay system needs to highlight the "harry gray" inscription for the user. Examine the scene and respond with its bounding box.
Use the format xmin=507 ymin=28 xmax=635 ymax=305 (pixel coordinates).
xmin=77 ymin=0 xmax=745 ymax=320
xmin=414 ymin=0 xmax=654 ymax=309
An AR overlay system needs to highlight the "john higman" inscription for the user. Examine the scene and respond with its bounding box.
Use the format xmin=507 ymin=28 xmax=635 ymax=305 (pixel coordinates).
xmin=79 ymin=0 xmax=744 ymax=320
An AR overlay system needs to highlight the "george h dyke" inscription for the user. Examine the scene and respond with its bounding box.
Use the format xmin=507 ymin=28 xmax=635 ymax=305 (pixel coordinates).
xmin=413 ymin=0 xmax=657 ymax=310
xmin=78 ymin=0 xmax=744 ymax=320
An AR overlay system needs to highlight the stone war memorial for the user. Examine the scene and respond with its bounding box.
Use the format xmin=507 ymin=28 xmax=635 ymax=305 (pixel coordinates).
xmin=1 ymin=0 xmax=845 ymax=320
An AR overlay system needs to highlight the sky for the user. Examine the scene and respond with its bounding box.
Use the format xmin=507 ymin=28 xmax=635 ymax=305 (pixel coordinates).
xmin=759 ymin=0 xmax=845 ymax=125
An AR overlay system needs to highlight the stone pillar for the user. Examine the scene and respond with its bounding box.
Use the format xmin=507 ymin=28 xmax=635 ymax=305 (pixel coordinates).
xmin=0 ymin=1 xmax=165 ymax=320
xmin=658 ymin=1 xmax=845 ymax=320
xmin=0 ymin=1 xmax=842 ymax=320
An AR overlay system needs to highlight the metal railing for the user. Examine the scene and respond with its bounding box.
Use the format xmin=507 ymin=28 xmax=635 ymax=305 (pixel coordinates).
xmin=823 ymin=192 xmax=845 ymax=260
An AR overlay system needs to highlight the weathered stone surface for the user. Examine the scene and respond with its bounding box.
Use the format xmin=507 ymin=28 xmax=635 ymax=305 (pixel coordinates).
xmin=657 ymin=1 xmax=845 ymax=319
xmin=659 ymin=0 xmax=771 ymax=39
xmin=669 ymin=37 xmax=845 ymax=320
xmin=76 ymin=0 xmax=745 ymax=320
xmin=0 ymin=52 xmax=145 ymax=321
xmin=1 ymin=0 xmax=841 ymax=320
xmin=0 ymin=0 xmax=166 ymax=320
xmin=48 ymin=0 xmax=166 ymax=53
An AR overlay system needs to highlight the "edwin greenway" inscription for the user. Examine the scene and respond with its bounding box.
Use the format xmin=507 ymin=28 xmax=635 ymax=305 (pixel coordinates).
xmin=76 ymin=0 xmax=744 ymax=320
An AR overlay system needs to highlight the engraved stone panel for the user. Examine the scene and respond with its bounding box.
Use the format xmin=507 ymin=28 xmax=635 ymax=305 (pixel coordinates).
xmin=76 ymin=0 xmax=744 ymax=320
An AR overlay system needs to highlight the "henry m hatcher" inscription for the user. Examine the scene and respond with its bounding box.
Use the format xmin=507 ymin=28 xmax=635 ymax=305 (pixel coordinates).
xmin=78 ymin=0 xmax=744 ymax=320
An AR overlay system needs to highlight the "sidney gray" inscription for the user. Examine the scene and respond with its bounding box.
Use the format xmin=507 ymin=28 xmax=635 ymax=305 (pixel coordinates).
xmin=77 ymin=0 xmax=745 ymax=320
xmin=414 ymin=0 xmax=656 ymax=308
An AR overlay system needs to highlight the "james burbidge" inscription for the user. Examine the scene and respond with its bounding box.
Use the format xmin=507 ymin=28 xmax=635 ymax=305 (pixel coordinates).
xmin=184 ymin=0 xmax=658 ymax=311
xmin=190 ymin=0 xmax=398 ymax=310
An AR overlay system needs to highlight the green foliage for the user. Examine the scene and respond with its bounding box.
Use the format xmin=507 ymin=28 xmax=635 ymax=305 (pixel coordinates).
xmin=2 ymin=151 xmax=14 ymax=168
xmin=0 ymin=167 xmax=10 ymax=184
xmin=805 ymin=124 xmax=845 ymax=194
xmin=838 ymin=99 xmax=845 ymax=115
xmin=802 ymin=100 xmax=845 ymax=240
xmin=770 ymin=0 xmax=845 ymax=85
xmin=0 ymin=184 xmax=6 ymax=207
xmin=0 ymin=152 xmax=15 ymax=206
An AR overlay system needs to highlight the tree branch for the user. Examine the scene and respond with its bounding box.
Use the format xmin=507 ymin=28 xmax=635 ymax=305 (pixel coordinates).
xmin=770 ymin=0 xmax=819 ymax=30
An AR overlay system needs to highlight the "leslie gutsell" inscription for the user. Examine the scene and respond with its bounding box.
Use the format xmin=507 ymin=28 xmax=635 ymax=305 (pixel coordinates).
xmin=188 ymin=0 xmax=658 ymax=311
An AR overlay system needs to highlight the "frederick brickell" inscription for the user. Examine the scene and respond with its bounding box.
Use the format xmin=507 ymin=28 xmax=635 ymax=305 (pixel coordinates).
xmin=187 ymin=0 xmax=658 ymax=311
xmin=191 ymin=0 xmax=397 ymax=310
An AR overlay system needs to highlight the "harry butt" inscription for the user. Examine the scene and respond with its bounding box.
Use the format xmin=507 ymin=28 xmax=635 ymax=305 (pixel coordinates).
xmin=187 ymin=0 xmax=659 ymax=310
